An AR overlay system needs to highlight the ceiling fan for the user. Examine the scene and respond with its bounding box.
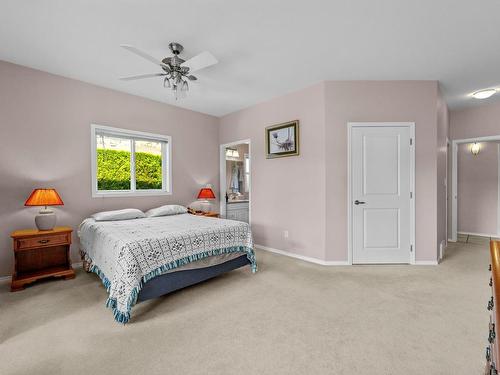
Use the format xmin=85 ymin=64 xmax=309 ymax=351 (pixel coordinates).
xmin=120 ymin=42 xmax=218 ymax=99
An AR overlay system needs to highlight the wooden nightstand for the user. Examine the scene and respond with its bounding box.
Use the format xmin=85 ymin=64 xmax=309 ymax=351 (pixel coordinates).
xmin=201 ymin=212 xmax=219 ymax=218
xmin=10 ymin=226 xmax=75 ymax=292
xmin=189 ymin=210 xmax=219 ymax=218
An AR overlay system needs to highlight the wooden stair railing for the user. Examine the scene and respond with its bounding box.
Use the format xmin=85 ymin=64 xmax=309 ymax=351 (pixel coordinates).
xmin=486 ymin=241 xmax=500 ymax=374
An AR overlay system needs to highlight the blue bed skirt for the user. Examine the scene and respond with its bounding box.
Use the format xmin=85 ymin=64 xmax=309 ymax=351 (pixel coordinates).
xmin=137 ymin=255 xmax=251 ymax=301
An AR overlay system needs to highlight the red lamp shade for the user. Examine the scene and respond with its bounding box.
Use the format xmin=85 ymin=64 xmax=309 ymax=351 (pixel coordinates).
xmin=197 ymin=187 xmax=216 ymax=200
xmin=24 ymin=189 xmax=64 ymax=206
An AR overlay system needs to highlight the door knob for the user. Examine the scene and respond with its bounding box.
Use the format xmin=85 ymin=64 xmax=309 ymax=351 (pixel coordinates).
xmin=354 ymin=200 xmax=366 ymax=205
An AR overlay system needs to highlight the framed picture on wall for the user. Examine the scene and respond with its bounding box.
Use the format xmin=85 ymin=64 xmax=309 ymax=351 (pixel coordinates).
xmin=265 ymin=120 xmax=299 ymax=159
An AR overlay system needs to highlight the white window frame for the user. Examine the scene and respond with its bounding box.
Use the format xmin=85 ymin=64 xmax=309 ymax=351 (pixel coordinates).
xmin=90 ymin=124 xmax=172 ymax=198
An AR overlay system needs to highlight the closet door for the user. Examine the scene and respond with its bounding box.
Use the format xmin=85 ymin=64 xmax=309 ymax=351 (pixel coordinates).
xmin=351 ymin=124 xmax=413 ymax=264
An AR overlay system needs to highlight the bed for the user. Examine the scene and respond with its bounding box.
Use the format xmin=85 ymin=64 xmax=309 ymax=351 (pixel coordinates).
xmin=78 ymin=213 xmax=257 ymax=324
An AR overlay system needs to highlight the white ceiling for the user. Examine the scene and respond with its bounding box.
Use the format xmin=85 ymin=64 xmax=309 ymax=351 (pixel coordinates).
xmin=1 ymin=0 xmax=499 ymax=116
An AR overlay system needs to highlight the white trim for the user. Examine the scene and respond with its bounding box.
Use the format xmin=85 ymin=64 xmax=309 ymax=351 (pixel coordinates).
xmin=439 ymin=239 xmax=446 ymax=261
xmin=458 ymin=231 xmax=499 ymax=238
xmin=445 ymin=137 xmax=450 ymax=244
xmin=256 ymin=244 xmax=350 ymax=266
xmin=451 ymin=134 xmax=500 ymax=241
xmin=130 ymin=138 xmax=136 ymax=191
xmin=347 ymin=124 xmax=353 ymax=265
xmin=219 ymin=139 xmax=251 ymax=224
xmin=414 ymin=260 xmax=439 ymax=266
xmin=90 ymin=124 xmax=172 ymax=198
xmin=448 ymin=238 xmax=457 ymax=242
xmin=410 ymin=124 xmax=416 ymax=264
xmin=347 ymin=122 xmax=416 ymax=265
xmin=451 ymin=141 xmax=458 ymax=241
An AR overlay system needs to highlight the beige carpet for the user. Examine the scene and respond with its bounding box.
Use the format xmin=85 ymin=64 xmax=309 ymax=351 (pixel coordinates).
xmin=0 ymin=242 xmax=490 ymax=375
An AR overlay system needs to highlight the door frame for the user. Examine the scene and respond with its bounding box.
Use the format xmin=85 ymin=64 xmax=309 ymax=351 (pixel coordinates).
xmin=219 ymin=139 xmax=251 ymax=224
xmin=347 ymin=122 xmax=416 ymax=265
xmin=450 ymin=135 xmax=500 ymax=241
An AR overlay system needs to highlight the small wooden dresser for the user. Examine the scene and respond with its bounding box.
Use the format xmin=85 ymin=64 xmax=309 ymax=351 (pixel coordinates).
xmin=10 ymin=226 xmax=75 ymax=291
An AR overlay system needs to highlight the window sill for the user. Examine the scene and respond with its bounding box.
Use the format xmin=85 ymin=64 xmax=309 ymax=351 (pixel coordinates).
xmin=92 ymin=190 xmax=172 ymax=198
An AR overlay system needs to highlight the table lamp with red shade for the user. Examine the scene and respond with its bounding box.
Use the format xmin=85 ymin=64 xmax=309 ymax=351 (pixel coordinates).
xmin=24 ymin=188 xmax=64 ymax=230
xmin=197 ymin=185 xmax=216 ymax=213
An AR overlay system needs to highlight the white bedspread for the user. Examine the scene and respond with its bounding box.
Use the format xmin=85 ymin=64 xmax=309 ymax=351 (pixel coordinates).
xmin=78 ymin=213 xmax=256 ymax=323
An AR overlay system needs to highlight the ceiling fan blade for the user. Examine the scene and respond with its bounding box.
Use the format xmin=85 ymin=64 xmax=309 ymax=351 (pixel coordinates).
xmin=181 ymin=51 xmax=218 ymax=73
xmin=120 ymin=44 xmax=168 ymax=68
xmin=119 ymin=73 xmax=166 ymax=81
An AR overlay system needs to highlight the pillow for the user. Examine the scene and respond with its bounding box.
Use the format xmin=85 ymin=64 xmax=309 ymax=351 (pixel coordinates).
xmin=91 ymin=208 xmax=146 ymax=221
xmin=145 ymin=204 xmax=187 ymax=218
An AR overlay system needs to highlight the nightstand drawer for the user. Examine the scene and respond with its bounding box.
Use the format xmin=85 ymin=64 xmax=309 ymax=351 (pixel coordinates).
xmin=15 ymin=233 xmax=70 ymax=250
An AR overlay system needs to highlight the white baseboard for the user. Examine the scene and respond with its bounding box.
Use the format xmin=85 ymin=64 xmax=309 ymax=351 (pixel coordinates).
xmin=0 ymin=261 xmax=84 ymax=283
xmin=415 ymin=260 xmax=439 ymax=265
xmin=458 ymin=231 xmax=498 ymax=238
xmin=448 ymin=238 xmax=457 ymax=242
xmin=255 ymin=244 xmax=350 ymax=266
xmin=439 ymin=240 xmax=446 ymax=261
xmin=255 ymin=244 xmax=438 ymax=266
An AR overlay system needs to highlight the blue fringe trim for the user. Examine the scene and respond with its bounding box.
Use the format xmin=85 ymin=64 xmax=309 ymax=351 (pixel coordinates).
xmin=83 ymin=246 xmax=257 ymax=324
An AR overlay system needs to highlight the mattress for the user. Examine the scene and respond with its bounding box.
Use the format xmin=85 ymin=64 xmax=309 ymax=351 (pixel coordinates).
xmin=78 ymin=213 xmax=256 ymax=323
xmin=158 ymin=251 xmax=243 ymax=272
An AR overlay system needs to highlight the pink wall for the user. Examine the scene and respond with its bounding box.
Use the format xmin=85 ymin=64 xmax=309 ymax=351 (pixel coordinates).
xmin=0 ymin=61 xmax=219 ymax=277
xmin=1 ymin=60 xmax=450 ymax=276
xmin=451 ymin=101 xmax=500 ymax=140
xmin=219 ymin=80 xmax=443 ymax=262
xmin=219 ymin=83 xmax=327 ymax=260
xmin=457 ymin=143 xmax=498 ymax=235
xmin=324 ymin=81 xmax=441 ymax=262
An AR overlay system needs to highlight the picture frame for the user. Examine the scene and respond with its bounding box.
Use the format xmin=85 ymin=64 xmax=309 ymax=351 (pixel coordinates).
xmin=265 ymin=120 xmax=299 ymax=159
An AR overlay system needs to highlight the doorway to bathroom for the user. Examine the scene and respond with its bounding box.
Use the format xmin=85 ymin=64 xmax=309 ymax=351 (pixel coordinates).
xmin=219 ymin=139 xmax=251 ymax=224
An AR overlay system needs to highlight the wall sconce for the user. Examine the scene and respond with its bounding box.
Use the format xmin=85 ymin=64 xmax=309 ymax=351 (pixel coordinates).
xmin=470 ymin=142 xmax=481 ymax=156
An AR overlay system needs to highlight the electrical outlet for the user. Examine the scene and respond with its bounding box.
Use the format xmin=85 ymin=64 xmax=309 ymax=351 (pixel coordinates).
xmin=283 ymin=230 xmax=289 ymax=239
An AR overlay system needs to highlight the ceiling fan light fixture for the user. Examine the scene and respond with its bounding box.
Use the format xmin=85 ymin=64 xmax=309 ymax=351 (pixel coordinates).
xmin=163 ymin=76 xmax=171 ymax=88
xmin=472 ymin=88 xmax=497 ymax=99
xmin=121 ymin=42 xmax=218 ymax=100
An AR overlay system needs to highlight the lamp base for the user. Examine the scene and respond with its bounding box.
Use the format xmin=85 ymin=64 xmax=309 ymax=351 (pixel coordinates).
xmin=35 ymin=210 xmax=56 ymax=231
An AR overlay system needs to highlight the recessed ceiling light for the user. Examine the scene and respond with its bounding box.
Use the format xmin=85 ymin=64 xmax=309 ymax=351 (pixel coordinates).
xmin=472 ymin=88 xmax=497 ymax=99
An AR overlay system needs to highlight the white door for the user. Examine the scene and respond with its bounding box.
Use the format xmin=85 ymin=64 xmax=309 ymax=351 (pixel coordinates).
xmin=351 ymin=125 xmax=413 ymax=264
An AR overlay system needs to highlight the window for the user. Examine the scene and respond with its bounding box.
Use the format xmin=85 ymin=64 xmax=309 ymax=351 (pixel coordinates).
xmin=91 ymin=124 xmax=171 ymax=197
